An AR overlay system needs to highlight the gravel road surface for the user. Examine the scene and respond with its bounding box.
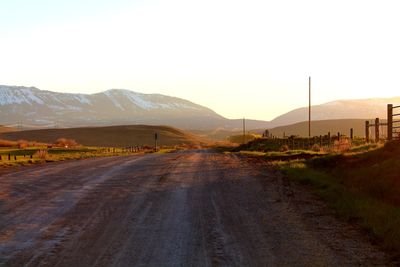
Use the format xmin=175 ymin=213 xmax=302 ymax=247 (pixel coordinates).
xmin=0 ymin=150 xmax=393 ymax=266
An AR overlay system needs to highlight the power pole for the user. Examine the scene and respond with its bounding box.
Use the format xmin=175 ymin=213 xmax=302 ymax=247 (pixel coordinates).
xmin=243 ymin=118 xmax=245 ymax=144
xmin=308 ymin=76 xmax=311 ymax=138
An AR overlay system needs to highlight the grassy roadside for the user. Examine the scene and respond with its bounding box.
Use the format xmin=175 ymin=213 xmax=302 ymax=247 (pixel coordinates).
xmin=275 ymin=142 xmax=400 ymax=253
xmin=0 ymin=147 xmax=144 ymax=168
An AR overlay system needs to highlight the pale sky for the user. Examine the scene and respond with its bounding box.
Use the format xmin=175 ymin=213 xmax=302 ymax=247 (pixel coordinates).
xmin=0 ymin=0 xmax=399 ymax=120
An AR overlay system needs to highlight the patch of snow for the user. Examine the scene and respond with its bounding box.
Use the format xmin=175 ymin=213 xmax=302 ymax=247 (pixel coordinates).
xmin=74 ymin=94 xmax=92 ymax=105
xmin=121 ymin=91 xmax=157 ymax=109
xmin=103 ymin=91 xmax=124 ymax=110
xmin=48 ymin=105 xmax=66 ymax=110
xmin=66 ymin=105 xmax=82 ymax=111
xmin=0 ymin=86 xmax=44 ymax=105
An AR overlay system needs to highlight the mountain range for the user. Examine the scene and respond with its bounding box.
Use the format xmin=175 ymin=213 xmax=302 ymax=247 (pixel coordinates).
xmin=0 ymin=85 xmax=268 ymax=130
xmin=0 ymin=85 xmax=399 ymax=131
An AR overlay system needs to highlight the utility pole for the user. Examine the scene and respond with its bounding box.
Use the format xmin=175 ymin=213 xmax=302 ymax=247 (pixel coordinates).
xmin=308 ymin=76 xmax=311 ymax=138
xmin=243 ymin=118 xmax=246 ymax=144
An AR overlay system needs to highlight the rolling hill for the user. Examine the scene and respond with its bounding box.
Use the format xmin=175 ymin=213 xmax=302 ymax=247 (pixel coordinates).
xmin=269 ymin=98 xmax=400 ymax=128
xmin=0 ymin=125 xmax=17 ymax=133
xmin=1 ymin=125 xmax=210 ymax=147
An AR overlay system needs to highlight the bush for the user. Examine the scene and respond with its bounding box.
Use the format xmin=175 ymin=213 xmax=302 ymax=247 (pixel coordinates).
xmin=17 ymin=140 xmax=28 ymax=149
xmin=0 ymin=139 xmax=17 ymax=147
xmin=34 ymin=150 xmax=48 ymax=160
xmin=280 ymin=144 xmax=289 ymax=152
xmin=311 ymin=144 xmax=321 ymax=152
xmin=332 ymin=139 xmax=352 ymax=153
xmin=54 ymin=138 xmax=79 ymax=148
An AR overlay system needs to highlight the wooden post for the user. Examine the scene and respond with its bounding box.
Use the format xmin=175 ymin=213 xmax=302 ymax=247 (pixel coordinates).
xmin=350 ymin=128 xmax=353 ymax=140
xmin=337 ymin=132 xmax=340 ymax=141
xmin=375 ymin=118 xmax=380 ymax=142
xmin=327 ymin=132 xmax=331 ymax=146
xmin=308 ymin=76 xmax=311 ymax=138
xmin=243 ymin=118 xmax=246 ymax=144
xmin=388 ymin=104 xmax=393 ymax=141
xmin=365 ymin=121 xmax=370 ymax=142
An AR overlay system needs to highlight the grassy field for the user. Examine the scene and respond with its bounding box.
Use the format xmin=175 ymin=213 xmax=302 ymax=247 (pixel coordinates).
xmin=0 ymin=146 xmax=148 ymax=167
xmin=274 ymin=141 xmax=400 ymax=252
xmin=1 ymin=125 xmax=210 ymax=147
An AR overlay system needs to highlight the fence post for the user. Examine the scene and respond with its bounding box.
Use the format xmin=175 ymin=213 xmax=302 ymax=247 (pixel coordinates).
xmin=375 ymin=118 xmax=380 ymax=142
xmin=327 ymin=132 xmax=331 ymax=147
xmin=388 ymin=104 xmax=393 ymax=141
xmin=337 ymin=132 xmax=340 ymax=141
xmin=365 ymin=121 xmax=370 ymax=142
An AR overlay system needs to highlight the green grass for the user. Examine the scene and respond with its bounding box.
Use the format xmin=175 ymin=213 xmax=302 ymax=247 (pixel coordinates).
xmin=237 ymin=149 xmax=327 ymax=162
xmin=276 ymin=141 xmax=400 ymax=251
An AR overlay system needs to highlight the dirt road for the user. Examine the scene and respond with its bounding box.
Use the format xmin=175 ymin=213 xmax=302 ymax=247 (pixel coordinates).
xmin=0 ymin=150 xmax=392 ymax=266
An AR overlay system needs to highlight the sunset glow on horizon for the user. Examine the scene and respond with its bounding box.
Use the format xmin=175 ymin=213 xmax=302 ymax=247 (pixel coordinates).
xmin=1 ymin=0 xmax=399 ymax=120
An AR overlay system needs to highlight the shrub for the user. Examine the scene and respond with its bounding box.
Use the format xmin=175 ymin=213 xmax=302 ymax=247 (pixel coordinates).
xmin=54 ymin=138 xmax=79 ymax=148
xmin=332 ymin=139 xmax=352 ymax=153
xmin=17 ymin=140 xmax=28 ymax=149
xmin=280 ymin=144 xmax=289 ymax=152
xmin=0 ymin=139 xmax=18 ymax=147
xmin=34 ymin=150 xmax=48 ymax=160
xmin=311 ymin=144 xmax=321 ymax=152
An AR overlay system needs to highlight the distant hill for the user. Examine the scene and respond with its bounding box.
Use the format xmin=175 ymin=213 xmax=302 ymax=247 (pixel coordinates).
xmin=265 ymin=119 xmax=377 ymax=138
xmin=1 ymin=125 xmax=210 ymax=147
xmin=269 ymin=98 xmax=400 ymax=128
xmin=0 ymin=125 xmax=17 ymax=133
xmin=0 ymin=85 xmax=269 ymax=130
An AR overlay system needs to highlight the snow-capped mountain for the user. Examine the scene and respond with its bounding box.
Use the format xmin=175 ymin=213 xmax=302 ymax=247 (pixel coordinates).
xmin=0 ymin=85 xmax=272 ymax=130
xmin=0 ymin=85 xmax=230 ymax=129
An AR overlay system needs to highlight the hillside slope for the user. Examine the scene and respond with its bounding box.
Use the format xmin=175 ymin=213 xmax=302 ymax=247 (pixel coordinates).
xmin=1 ymin=125 xmax=209 ymax=147
xmin=0 ymin=85 xmax=269 ymax=130
xmin=269 ymin=98 xmax=400 ymax=128
xmin=0 ymin=125 xmax=17 ymax=133
xmin=266 ymin=119 xmax=371 ymax=138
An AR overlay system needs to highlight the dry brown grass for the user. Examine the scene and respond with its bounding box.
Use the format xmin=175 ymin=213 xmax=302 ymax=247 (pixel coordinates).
xmin=2 ymin=125 xmax=211 ymax=147
xmin=33 ymin=150 xmax=48 ymax=160
xmin=0 ymin=139 xmax=17 ymax=147
xmin=0 ymin=139 xmax=49 ymax=148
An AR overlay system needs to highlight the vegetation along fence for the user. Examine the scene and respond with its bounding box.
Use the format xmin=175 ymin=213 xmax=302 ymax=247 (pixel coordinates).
xmin=247 ymin=103 xmax=400 ymax=152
